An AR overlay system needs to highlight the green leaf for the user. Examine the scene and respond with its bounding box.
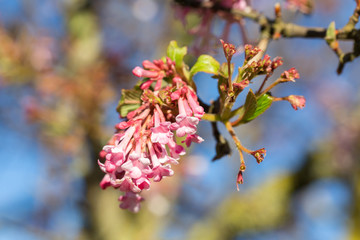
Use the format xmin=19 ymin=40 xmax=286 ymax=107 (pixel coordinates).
xmin=116 ymin=87 xmax=142 ymax=118
xmin=190 ymin=55 xmax=220 ymax=77
xmin=325 ymin=21 xmax=336 ymax=44
xmin=239 ymin=90 xmax=257 ymax=123
xmin=167 ymin=41 xmax=187 ymax=69
xmin=246 ymin=93 xmax=273 ymax=122
xmin=240 ymin=92 xmax=273 ymax=124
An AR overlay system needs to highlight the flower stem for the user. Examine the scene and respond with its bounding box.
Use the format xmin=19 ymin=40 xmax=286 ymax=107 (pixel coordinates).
xmin=259 ymin=78 xmax=281 ymax=96
xmin=227 ymin=59 xmax=233 ymax=93
xmin=224 ymin=121 xmax=252 ymax=155
xmin=256 ymin=74 xmax=270 ymax=94
xmin=202 ymin=113 xmax=222 ymax=122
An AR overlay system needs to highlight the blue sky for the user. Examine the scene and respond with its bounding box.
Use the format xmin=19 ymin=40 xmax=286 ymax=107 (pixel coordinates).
xmin=0 ymin=0 xmax=357 ymax=239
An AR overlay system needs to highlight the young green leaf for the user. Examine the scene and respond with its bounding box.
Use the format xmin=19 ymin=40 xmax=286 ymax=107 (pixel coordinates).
xmin=244 ymin=93 xmax=273 ymax=122
xmin=232 ymin=90 xmax=273 ymax=126
xmin=190 ymin=55 xmax=220 ymax=77
xmin=167 ymin=41 xmax=187 ymax=69
xmin=116 ymin=88 xmax=142 ymax=118
xmin=236 ymin=92 xmax=273 ymax=124
xmin=239 ymin=90 xmax=257 ymax=123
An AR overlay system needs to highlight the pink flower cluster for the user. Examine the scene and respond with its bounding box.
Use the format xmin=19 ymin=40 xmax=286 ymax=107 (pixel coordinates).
xmin=220 ymin=0 xmax=248 ymax=11
xmin=98 ymin=59 xmax=204 ymax=212
xmin=285 ymin=0 xmax=313 ymax=15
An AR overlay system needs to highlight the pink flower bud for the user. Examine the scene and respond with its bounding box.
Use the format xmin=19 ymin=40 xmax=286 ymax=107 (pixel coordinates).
xmin=142 ymin=60 xmax=161 ymax=71
xmin=250 ymin=148 xmax=266 ymax=163
xmin=100 ymin=174 xmax=112 ymax=189
xmin=116 ymin=121 xmax=130 ymax=130
xmin=119 ymin=192 xmax=144 ymax=213
xmin=287 ymin=95 xmax=306 ymax=110
xmin=271 ymin=57 xmax=283 ymax=70
xmin=244 ymin=44 xmax=261 ymax=62
xmin=220 ymin=39 xmax=237 ymax=61
xmin=99 ymin=150 xmax=107 ymax=159
xmin=281 ymin=68 xmax=300 ymax=82
xmin=140 ymin=80 xmax=153 ymax=90
xmin=233 ymin=79 xmax=249 ymax=90
xmin=132 ymin=66 xmax=159 ymax=78
xmin=233 ymin=0 xmax=247 ymax=10
xmin=236 ymin=170 xmax=244 ymax=191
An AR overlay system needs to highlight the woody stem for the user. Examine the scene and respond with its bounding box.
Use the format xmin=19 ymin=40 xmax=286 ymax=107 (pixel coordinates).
xmin=224 ymin=121 xmax=252 ymax=155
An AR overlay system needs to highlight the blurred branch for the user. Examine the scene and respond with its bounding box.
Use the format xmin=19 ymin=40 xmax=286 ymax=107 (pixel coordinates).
xmin=187 ymin=175 xmax=293 ymax=240
xmin=173 ymin=0 xmax=360 ymax=74
xmin=0 ymin=217 xmax=61 ymax=240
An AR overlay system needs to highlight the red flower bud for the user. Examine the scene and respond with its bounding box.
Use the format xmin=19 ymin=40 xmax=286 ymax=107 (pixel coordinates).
xmin=132 ymin=66 xmax=159 ymax=78
xmin=233 ymin=79 xmax=250 ymax=90
xmin=251 ymin=148 xmax=266 ymax=163
xmin=280 ymin=68 xmax=300 ymax=82
xmin=142 ymin=60 xmax=161 ymax=71
xmin=220 ymin=39 xmax=237 ymax=61
xmin=287 ymin=95 xmax=306 ymax=110
xmin=244 ymin=44 xmax=261 ymax=62
xmin=236 ymin=170 xmax=244 ymax=191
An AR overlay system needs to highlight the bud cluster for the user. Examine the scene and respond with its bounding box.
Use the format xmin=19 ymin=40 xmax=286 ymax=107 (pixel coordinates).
xmin=219 ymin=42 xmax=306 ymax=188
xmin=280 ymin=67 xmax=300 ymax=82
xmin=220 ymin=39 xmax=237 ymax=62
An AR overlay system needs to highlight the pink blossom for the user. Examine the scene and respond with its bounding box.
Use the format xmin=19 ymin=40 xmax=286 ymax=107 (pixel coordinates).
xmin=99 ymin=56 xmax=204 ymax=212
xmin=102 ymin=147 xmax=125 ymax=172
xmin=147 ymin=141 xmax=174 ymax=181
xmin=121 ymin=161 xmax=142 ymax=179
xmin=170 ymin=96 xmax=200 ymax=137
xmin=149 ymin=165 xmax=174 ymax=182
xmin=119 ymin=192 xmax=144 ymax=213
xmin=139 ymin=153 xmax=151 ymax=166
xmin=171 ymin=114 xmax=199 ymax=137
xmin=167 ymin=138 xmax=186 ymax=159
xmin=220 ymin=0 xmax=247 ymax=10
xmin=129 ymin=140 xmax=141 ymax=161
xmin=99 ymin=174 xmax=111 ymax=189
xmin=233 ymin=0 xmax=247 ymax=11
xmin=288 ymin=95 xmax=306 ymax=110
xmin=100 ymin=127 xmax=136 ymax=173
xmin=182 ymin=134 xmax=204 ymax=148
xmin=154 ymin=143 xmax=179 ymax=165
xmin=186 ymin=91 xmax=204 ymax=119
xmin=135 ymin=177 xmax=151 ymax=190
xmin=285 ymin=0 xmax=313 ymax=14
xmin=151 ymin=111 xmax=173 ymax=145
xmin=151 ymin=123 xmax=173 ymax=144
xmin=118 ymin=176 xmax=141 ymax=193
xmin=104 ymin=159 xmax=116 ymax=173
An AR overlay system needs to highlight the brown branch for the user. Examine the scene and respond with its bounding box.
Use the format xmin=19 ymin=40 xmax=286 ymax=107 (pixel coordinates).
xmin=173 ymin=0 xmax=360 ymax=73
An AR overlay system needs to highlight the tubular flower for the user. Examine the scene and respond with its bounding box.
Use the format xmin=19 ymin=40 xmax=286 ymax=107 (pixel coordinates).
xmin=98 ymin=58 xmax=204 ymax=212
xmin=287 ymin=95 xmax=306 ymax=110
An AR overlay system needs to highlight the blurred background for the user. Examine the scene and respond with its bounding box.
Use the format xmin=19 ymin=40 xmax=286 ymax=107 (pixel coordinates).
xmin=0 ymin=0 xmax=359 ymax=239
